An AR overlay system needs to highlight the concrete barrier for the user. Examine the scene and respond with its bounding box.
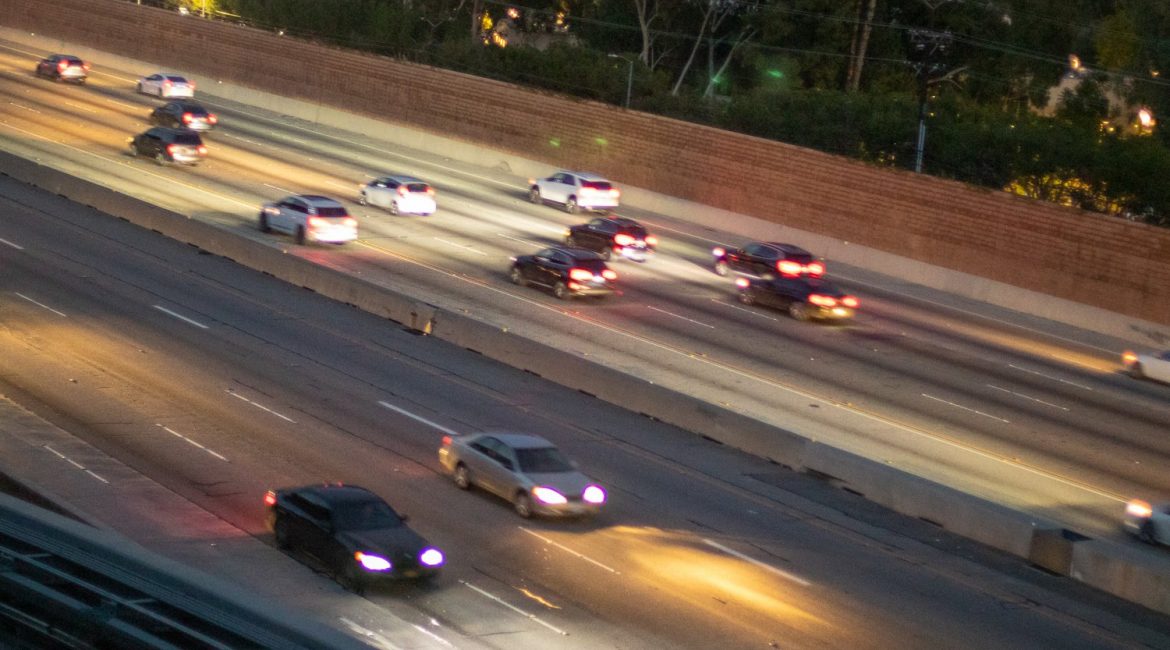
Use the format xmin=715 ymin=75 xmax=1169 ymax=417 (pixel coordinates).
xmin=7 ymin=149 xmax=1170 ymax=616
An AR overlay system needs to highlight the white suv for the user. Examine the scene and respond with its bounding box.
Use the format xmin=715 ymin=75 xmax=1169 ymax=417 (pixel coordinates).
xmin=359 ymin=175 xmax=436 ymax=216
xmin=258 ymin=195 xmax=358 ymax=245
xmin=528 ymin=171 xmax=620 ymax=214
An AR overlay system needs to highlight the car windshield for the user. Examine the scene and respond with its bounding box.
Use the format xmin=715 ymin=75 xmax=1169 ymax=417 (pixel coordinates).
xmin=582 ymin=181 xmax=613 ymax=190
xmin=333 ymin=500 xmax=403 ymax=530
xmin=166 ymin=76 xmax=188 ymax=83
xmin=315 ymin=207 xmax=349 ymax=217
xmin=516 ymin=446 xmax=574 ymax=473
xmin=620 ymin=226 xmax=648 ymax=239
xmin=172 ymin=133 xmax=203 ymax=145
xmin=573 ymin=259 xmax=608 ymax=273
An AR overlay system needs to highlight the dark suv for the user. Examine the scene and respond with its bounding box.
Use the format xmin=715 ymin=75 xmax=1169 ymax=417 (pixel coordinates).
xmin=565 ymin=216 xmax=657 ymax=262
xmin=509 ymin=246 xmax=618 ymax=299
xmin=736 ymin=276 xmax=858 ymax=321
xmin=128 ymin=127 xmax=207 ymax=165
xmin=712 ymin=242 xmax=824 ymax=279
xmin=35 ymin=54 xmax=89 ymax=83
xmin=150 ymin=101 xmax=218 ymax=132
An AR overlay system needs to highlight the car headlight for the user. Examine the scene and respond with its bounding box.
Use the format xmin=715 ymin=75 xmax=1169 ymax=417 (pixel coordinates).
xmin=419 ymin=547 xmax=445 ymax=567
xmin=354 ymin=552 xmax=392 ymax=571
xmin=1127 ymin=499 xmax=1153 ymax=519
xmin=532 ymin=486 xmax=567 ymax=504
xmin=583 ymin=485 xmax=606 ymax=504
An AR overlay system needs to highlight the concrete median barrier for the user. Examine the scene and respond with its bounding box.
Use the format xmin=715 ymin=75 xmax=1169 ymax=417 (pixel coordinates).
xmin=1070 ymin=539 xmax=1170 ymax=614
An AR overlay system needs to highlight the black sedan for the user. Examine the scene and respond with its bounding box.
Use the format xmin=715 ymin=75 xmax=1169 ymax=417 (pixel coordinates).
xmin=150 ymin=100 xmax=218 ymax=132
xmin=565 ymin=216 xmax=657 ymax=262
xmin=712 ymin=241 xmax=824 ymax=279
xmin=735 ymin=276 xmax=858 ymax=321
xmin=509 ymin=246 xmax=618 ymax=299
xmin=265 ymin=484 xmax=444 ymax=593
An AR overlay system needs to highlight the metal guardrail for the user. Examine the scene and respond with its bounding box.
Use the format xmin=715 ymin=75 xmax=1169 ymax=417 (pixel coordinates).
xmin=0 ymin=492 xmax=368 ymax=649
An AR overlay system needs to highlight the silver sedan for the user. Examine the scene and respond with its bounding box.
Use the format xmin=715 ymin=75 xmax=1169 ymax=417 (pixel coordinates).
xmin=438 ymin=431 xmax=606 ymax=518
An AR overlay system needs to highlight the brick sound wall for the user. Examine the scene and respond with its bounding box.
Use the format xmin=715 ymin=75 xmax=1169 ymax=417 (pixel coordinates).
xmin=5 ymin=0 xmax=1169 ymax=324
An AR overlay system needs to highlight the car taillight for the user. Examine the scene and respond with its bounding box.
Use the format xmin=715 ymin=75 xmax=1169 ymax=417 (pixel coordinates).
xmin=307 ymin=216 xmax=326 ymax=228
xmin=568 ymin=268 xmax=594 ymax=281
xmin=841 ymin=296 xmax=859 ymax=308
xmin=182 ymin=112 xmax=194 ymax=123
xmin=610 ymin=188 xmax=621 ymax=198
xmin=397 ymin=186 xmax=409 ymax=196
xmin=735 ymin=277 xmax=750 ymax=288
xmin=806 ymin=261 xmax=826 ymax=277
xmin=343 ymin=217 xmax=358 ymax=228
xmin=207 ymin=114 xmax=218 ymax=124
xmin=580 ymin=186 xmax=596 ymax=194
xmin=1122 ymin=350 xmax=1138 ymax=365
xmin=441 ymin=435 xmax=452 ymax=446
xmin=645 ymin=235 xmax=658 ymax=247
xmin=426 ymin=187 xmax=435 ymax=195
xmin=264 ymin=490 xmax=276 ymax=506
xmin=166 ymin=144 xmax=177 ymax=155
xmin=712 ymin=247 xmax=725 ymax=257
xmin=82 ymin=62 xmax=90 ymax=71
xmin=808 ymin=294 xmax=837 ymax=307
xmin=614 ymin=233 xmax=636 ymax=246
xmin=57 ymin=60 xmax=68 ymax=72
xmin=1127 ymin=499 xmax=1153 ymax=518
xmin=196 ymin=145 xmax=208 ymax=155
xmin=601 ymin=269 xmax=618 ymax=281
xmin=777 ymin=260 xmax=803 ymax=276
xmin=163 ymin=80 xmax=172 ymax=87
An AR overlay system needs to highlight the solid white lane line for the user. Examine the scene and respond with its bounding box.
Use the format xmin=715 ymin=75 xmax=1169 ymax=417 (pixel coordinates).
xmin=714 ymin=298 xmax=778 ymax=321
xmin=922 ymin=394 xmax=1010 ymax=424
xmin=497 ymin=233 xmax=545 ymax=248
xmin=460 ymin=581 xmax=569 ymax=636
xmin=153 ymin=305 xmax=209 ymax=329
xmin=43 ymin=445 xmax=108 ymax=483
xmin=985 ymin=384 xmax=1069 ymax=411
xmin=1009 ymin=364 xmax=1094 ymax=391
xmin=160 ymin=424 xmax=229 ymax=461
xmin=519 ymin=526 xmax=620 ymax=574
xmin=702 ymin=539 xmax=812 ymax=587
xmin=15 ymin=292 xmax=67 ymax=317
xmin=85 ymin=470 xmax=110 ymax=484
xmin=9 ymin=102 xmax=41 ymax=113
xmin=0 ymin=237 xmax=24 ymax=250
xmin=434 ymin=238 xmax=487 ymax=255
xmin=647 ymin=305 xmax=715 ymax=329
xmin=263 ymin=182 xmax=294 ymax=194
xmin=409 ymin=624 xmax=453 ymax=648
xmin=377 ymin=401 xmax=460 ymax=436
xmin=227 ymin=390 xmax=297 ymax=423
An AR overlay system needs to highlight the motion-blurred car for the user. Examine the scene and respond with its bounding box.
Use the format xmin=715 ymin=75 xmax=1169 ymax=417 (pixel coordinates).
xmin=735 ymin=276 xmax=858 ymax=321
xmin=127 ymin=127 xmax=207 ymax=165
xmin=150 ymin=100 xmax=217 ymax=132
xmin=259 ymin=195 xmax=358 ymax=245
xmin=438 ymin=432 xmax=606 ymax=518
xmin=1122 ymin=350 xmax=1170 ymax=383
xmin=1123 ymin=499 xmax=1170 ymax=545
xmin=565 ymin=216 xmax=657 ymax=262
xmin=265 ymin=484 xmax=444 ymax=593
xmin=137 ymin=73 xmax=195 ymax=98
xmin=509 ymin=246 xmax=617 ymax=300
xmin=359 ymin=175 xmax=436 ymax=216
xmin=712 ymin=242 xmax=824 ymax=279
xmin=528 ymin=171 xmax=620 ymax=214
xmin=34 ymin=54 xmax=89 ymax=83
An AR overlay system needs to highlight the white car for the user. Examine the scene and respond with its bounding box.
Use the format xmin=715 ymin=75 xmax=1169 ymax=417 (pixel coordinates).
xmin=137 ymin=73 xmax=195 ymax=98
xmin=1122 ymin=350 xmax=1170 ymax=383
xmin=1124 ymin=499 xmax=1170 ymax=545
xmin=528 ymin=171 xmax=620 ymax=214
xmin=359 ymin=175 xmax=436 ymax=216
xmin=258 ymin=195 xmax=358 ymax=245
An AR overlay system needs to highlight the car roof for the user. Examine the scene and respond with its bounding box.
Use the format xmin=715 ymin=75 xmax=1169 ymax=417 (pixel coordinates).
xmin=295 ymin=484 xmax=380 ymax=506
xmin=167 ymin=101 xmax=205 ymax=110
xmin=603 ymin=216 xmax=641 ymax=228
xmin=478 ymin=431 xmax=557 ymax=449
xmin=381 ymin=174 xmax=427 ymax=184
xmin=551 ymin=246 xmax=605 ymax=260
xmin=760 ymin=242 xmax=812 ymax=255
xmin=298 ymin=195 xmax=344 ymax=207
xmin=558 ymin=171 xmax=610 ymax=181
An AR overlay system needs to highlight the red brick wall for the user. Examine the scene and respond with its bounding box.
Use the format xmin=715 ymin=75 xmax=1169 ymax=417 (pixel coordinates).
xmin=6 ymin=0 xmax=1169 ymax=324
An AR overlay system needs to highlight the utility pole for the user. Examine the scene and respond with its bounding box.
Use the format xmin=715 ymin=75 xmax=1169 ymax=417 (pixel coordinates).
xmin=907 ymin=29 xmax=952 ymax=173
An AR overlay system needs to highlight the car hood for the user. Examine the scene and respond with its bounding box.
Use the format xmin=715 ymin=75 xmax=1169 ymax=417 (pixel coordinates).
xmin=338 ymin=526 xmax=429 ymax=555
xmin=524 ymin=471 xmax=596 ymax=496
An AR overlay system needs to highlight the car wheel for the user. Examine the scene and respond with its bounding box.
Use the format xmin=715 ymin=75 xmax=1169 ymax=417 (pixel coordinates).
xmin=453 ymin=463 xmax=471 ymax=490
xmin=788 ymin=302 xmax=809 ymax=321
xmin=714 ymin=260 xmax=729 ymax=277
xmin=155 ymin=152 xmax=167 ymax=166
xmin=136 ymin=82 xmax=143 ymax=94
xmin=509 ymin=266 xmax=526 ymax=287
xmin=514 ymin=492 xmax=534 ymax=518
xmin=295 ymin=226 xmax=307 ymax=245
xmin=564 ymin=234 xmax=577 ymax=247
xmin=127 ymin=143 xmax=138 ymax=157
xmin=528 ymin=187 xmax=542 ymax=204
xmin=358 ymin=192 xmax=367 ymax=206
xmin=601 ymin=247 xmax=612 ymax=261
xmin=1139 ymin=521 xmax=1157 ymax=544
xmin=737 ymin=290 xmax=754 ymax=305
xmin=389 ymin=200 xmax=400 ymax=216
xmin=339 ymin=561 xmax=367 ymax=595
xmin=76 ymin=78 xmax=85 ymax=85
xmin=553 ymin=281 xmax=570 ymax=300
xmin=258 ymin=212 xmax=271 ymax=233
xmin=273 ymin=516 xmax=291 ymax=549
xmin=1130 ymin=362 xmax=1145 ymax=379
xmin=565 ymin=197 xmax=579 ymax=214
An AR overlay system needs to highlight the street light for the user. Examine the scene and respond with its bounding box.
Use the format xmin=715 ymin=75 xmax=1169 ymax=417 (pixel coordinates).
xmin=607 ymin=54 xmax=634 ymax=109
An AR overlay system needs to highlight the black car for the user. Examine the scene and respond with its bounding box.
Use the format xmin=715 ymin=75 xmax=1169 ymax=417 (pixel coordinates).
xmin=712 ymin=242 xmax=824 ymax=279
xmin=128 ymin=127 xmax=207 ymax=165
xmin=150 ymin=101 xmax=218 ymax=132
xmin=265 ymin=484 xmax=444 ymax=593
xmin=35 ymin=54 xmax=89 ymax=83
xmin=565 ymin=216 xmax=657 ymax=262
xmin=510 ymin=246 xmax=618 ymax=299
xmin=735 ymin=276 xmax=858 ymax=321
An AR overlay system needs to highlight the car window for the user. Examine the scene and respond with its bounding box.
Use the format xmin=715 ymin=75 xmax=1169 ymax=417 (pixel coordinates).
xmin=404 ymin=183 xmax=430 ymax=193
xmin=620 ymin=225 xmax=647 ymax=238
xmin=742 ymin=244 xmax=766 ymax=257
xmin=516 ymin=446 xmax=574 ymax=473
xmin=581 ymin=180 xmax=612 ymax=191
xmin=332 ymin=500 xmax=404 ymax=530
xmin=287 ymin=494 xmax=329 ymax=522
xmin=551 ymin=251 xmax=574 ymax=265
xmin=574 ymin=259 xmax=608 ymax=273
xmin=148 ymin=74 xmax=161 ymax=81
xmin=173 ymin=133 xmax=202 ymax=145
xmin=166 ymin=75 xmax=187 ymax=83
xmin=315 ymin=207 xmax=349 ymax=217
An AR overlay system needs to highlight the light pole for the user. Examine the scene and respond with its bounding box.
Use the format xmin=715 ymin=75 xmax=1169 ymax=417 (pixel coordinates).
xmin=607 ymin=54 xmax=634 ymax=109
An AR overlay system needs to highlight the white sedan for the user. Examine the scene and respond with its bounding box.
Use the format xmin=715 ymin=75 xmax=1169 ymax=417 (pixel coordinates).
xmin=1122 ymin=350 xmax=1170 ymax=383
xmin=137 ymin=73 xmax=195 ymax=98
xmin=1124 ymin=499 xmax=1170 ymax=545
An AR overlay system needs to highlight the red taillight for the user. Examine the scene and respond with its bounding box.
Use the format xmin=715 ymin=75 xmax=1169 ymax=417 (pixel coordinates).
xmin=343 ymin=217 xmax=358 ymax=228
xmin=610 ymin=188 xmax=621 ymax=198
xmin=441 ymin=435 xmax=452 ymax=446
xmin=264 ymin=490 xmax=277 ymax=506
xmin=645 ymin=235 xmax=658 ymax=247
xmin=777 ymin=260 xmax=803 ymax=276
xmin=182 ymin=112 xmax=194 ymax=123
xmin=82 ymin=62 xmax=90 ymax=71
xmin=806 ymin=261 xmax=826 ymax=277
xmin=307 ymin=216 xmax=326 ymax=228
xmin=207 ymin=114 xmax=218 ymax=124
xmin=196 ymin=145 xmax=208 ymax=155
xmin=614 ymin=233 xmax=636 ymax=246
xmin=841 ymin=296 xmax=859 ymax=308
xmin=808 ymin=294 xmax=837 ymax=307
xmin=568 ymin=268 xmax=594 ymax=281
xmin=397 ymin=186 xmax=409 ymax=196
xmin=166 ymin=144 xmax=177 ymax=155
xmin=580 ymin=186 xmax=596 ymax=194
xmin=601 ymin=269 xmax=618 ymax=281
xmin=57 ymin=60 xmax=68 ymax=72
xmin=163 ymin=79 xmax=172 ymax=87
xmin=426 ymin=187 xmax=435 ymax=195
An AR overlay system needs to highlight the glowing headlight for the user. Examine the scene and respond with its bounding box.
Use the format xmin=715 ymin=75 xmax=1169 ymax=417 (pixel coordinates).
xmin=1127 ymin=499 xmax=1153 ymax=519
xmin=583 ymin=485 xmax=606 ymax=504
xmin=419 ymin=547 xmax=445 ymax=567
xmin=532 ymin=486 xmax=567 ymax=504
xmin=354 ymin=552 xmax=391 ymax=571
